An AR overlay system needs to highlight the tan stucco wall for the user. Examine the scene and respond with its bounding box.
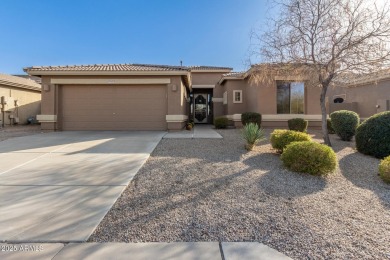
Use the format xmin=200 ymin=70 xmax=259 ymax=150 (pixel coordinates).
xmin=327 ymin=80 xmax=390 ymax=118
xmin=192 ymin=72 xmax=227 ymax=85
xmin=191 ymin=72 xmax=228 ymax=122
xmin=224 ymin=80 xmax=246 ymax=115
xmin=220 ymin=78 xmax=323 ymax=116
xmin=305 ymin=84 xmax=322 ymax=114
xmin=0 ymin=84 xmax=41 ymax=125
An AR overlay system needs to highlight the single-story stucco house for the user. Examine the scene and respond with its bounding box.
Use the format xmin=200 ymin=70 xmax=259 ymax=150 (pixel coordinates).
xmin=24 ymin=63 xmax=324 ymax=131
xmin=327 ymin=70 xmax=390 ymax=119
xmin=0 ymin=73 xmax=41 ymax=126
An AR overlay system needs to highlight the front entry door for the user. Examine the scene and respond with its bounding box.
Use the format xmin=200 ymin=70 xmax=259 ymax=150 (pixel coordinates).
xmin=194 ymin=94 xmax=208 ymax=123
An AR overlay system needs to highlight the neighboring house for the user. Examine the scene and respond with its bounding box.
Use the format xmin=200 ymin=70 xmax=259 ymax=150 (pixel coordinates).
xmin=0 ymin=73 xmax=41 ymax=126
xmin=13 ymin=74 xmax=42 ymax=84
xmin=24 ymin=63 xmax=323 ymax=131
xmin=327 ymin=71 xmax=390 ymax=119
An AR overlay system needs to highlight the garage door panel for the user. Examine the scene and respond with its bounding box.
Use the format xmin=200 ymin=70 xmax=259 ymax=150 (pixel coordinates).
xmin=62 ymin=121 xmax=166 ymax=131
xmin=61 ymin=85 xmax=167 ymax=130
xmin=114 ymin=100 xmax=166 ymax=109
xmin=63 ymin=114 xmax=164 ymax=122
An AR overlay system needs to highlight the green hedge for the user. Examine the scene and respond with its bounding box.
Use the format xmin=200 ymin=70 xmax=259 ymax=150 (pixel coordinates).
xmin=270 ymin=129 xmax=312 ymax=153
xmin=214 ymin=117 xmax=229 ymax=129
xmin=281 ymin=141 xmax=338 ymax=175
xmin=241 ymin=112 xmax=262 ymax=126
xmin=327 ymin=118 xmax=335 ymax=134
xmin=355 ymin=111 xmax=390 ymax=158
xmin=330 ymin=110 xmax=359 ymax=141
xmin=288 ymin=118 xmax=308 ymax=132
xmin=379 ymin=156 xmax=390 ymax=183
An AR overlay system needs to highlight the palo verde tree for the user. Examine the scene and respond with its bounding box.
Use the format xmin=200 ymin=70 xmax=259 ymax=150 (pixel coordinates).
xmin=252 ymin=0 xmax=390 ymax=146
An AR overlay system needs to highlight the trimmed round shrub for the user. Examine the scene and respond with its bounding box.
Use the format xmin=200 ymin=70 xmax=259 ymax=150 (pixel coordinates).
xmin=327 ymin=118 xmax=335 ymax=134
xmin=356 ymin=111 xmax=390 ymax=158
xmin=281 ymin=141 xmax=338 ymax=175
xmin=241 ymin=112 xmax=262 ymax=126
xmin=379 ymin=156 xmax=390 ymax=183
xmin=270 ymin=129 xmax=312 ymax=153
xmin=214 ymin=117 xmax=228 ymax=129
xmin=330 ymin=110 xmax=359 ymax=141
xmin=288 ymin=118 xmax=308 ymax=132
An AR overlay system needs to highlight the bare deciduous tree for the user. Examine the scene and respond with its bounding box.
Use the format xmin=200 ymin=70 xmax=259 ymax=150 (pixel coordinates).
xmin=252 ymin=0 xmax=390 ymax=146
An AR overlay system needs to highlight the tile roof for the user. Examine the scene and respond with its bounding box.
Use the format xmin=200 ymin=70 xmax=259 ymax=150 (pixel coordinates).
xmin=12 ymin=75 xmax=42 ymax=84
xmin=0 ymin=73 xmax=41 ymax=91
xmin=218 ymin=71 xmax=247 ymax=85
xmin=25 ymin=63 xmax=189 ymax=72
xmin=24 ymin=63 xmax=233 ymax=73
xmin=188 ymin=65 xmax=233 ymax=71
xmin=222 ymin=71 xmax=246 ymax=77
xmin=344 ymin=69 xmax=390 ymax=86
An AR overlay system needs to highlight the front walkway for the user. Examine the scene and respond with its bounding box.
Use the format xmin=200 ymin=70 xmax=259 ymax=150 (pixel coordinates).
xmin=0 ymin=242 xmax=291 ymax=259
xmin=163 ymin=124 xmax=222 ymax=139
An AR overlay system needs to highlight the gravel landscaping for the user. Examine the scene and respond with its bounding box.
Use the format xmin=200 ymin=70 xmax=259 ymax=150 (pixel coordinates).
xmin=0 ymin=125 xmax=41 ymax=141
xmin=90 ymin=129 xmax=390 ymax=259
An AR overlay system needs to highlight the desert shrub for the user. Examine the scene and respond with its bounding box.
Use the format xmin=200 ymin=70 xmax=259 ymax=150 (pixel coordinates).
xmin=379 ymin=156 xmax=390 ymax=183
xmin=270 ymin=129 xmax=312 ymax=153
xmin=327 ymin=118 xmax=335 ymax=134
xmin=241 ymin=112 xmax=262 ymax=126
xmin=214 ymin=117 xmax=228 ymax=129
xmin=288 ymin=118 xmax=308 ymax=132
xmin=281 ymin=141 xmax=338 ymax=175
xmin=242 ymin=123 xmax=265 ymax=151
xmin=355 ymin=111 xmax=390 ymax=158
xmin=330 ymin=110 xmax=359 ymax=141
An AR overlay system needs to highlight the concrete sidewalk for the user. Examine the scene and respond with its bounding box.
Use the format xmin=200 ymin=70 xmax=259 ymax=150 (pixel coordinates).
xmin=0 ymin=242 xmax=292 ymax=260
xmin=163 ymin=125 xmax=222 ymax=139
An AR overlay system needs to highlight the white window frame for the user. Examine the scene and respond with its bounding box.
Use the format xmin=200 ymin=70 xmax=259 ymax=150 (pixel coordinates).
xmin=223 ymin=91 xmax=228 ymax=105
xmin=233 ymin=90 xmax=242 ymax=103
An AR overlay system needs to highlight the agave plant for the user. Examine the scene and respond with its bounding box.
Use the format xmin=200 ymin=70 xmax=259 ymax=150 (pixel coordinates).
xmin=242 ymin=123 xmax=265 ymax=151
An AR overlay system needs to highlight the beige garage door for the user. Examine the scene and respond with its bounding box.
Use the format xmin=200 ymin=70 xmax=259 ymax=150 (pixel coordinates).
xmin=60 ymin=85 xmax=167 ymax=130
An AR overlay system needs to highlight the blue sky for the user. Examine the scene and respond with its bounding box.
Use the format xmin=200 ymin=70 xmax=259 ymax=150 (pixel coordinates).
xmin=0 ymin=0 xmax=270 ymax=74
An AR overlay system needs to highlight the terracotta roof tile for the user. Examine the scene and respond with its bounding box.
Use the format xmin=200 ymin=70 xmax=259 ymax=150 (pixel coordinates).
xmin=0 ymin=73 xmax=41 ymax=91
xmin=26 ymin=63 xmax=189 ymax=72
xmin=189 ymin=65 xmax=232 ymax=71
xmin=222 ymin=71 xmax=245 ymax=77
xmin=25 ymin=63 xmax=233 ymax=72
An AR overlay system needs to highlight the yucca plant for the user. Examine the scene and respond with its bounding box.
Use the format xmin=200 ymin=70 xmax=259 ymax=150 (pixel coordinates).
xmin=242 ymin=123 xmax=265 ymax=151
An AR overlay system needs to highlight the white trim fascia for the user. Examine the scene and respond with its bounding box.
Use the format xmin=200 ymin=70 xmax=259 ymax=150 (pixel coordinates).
xmin=50 ymin=78 xmax=171 ymax=85
xmin=212 ymin=97 xmax=223 ymax=102
xmin=37 ymin=114 xmax=57 ymax=123
xmin=192 ymin=84 xmax=215 ymax=89
xmin=166 ymin=115 xmax=188 ymax=122
xmin=262 ymin=114 xmax=325 ymax=121
xmin=26 ymin=70 xmax=190 ymax=76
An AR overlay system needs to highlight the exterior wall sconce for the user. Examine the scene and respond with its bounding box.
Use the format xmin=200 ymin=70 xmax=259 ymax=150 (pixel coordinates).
xmin=43 ymin=84 xmax=51 ymax=92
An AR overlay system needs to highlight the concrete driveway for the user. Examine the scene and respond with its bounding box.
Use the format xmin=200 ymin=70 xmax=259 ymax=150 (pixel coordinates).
xmin=0 ymin=131 xmax=164 ymax=242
